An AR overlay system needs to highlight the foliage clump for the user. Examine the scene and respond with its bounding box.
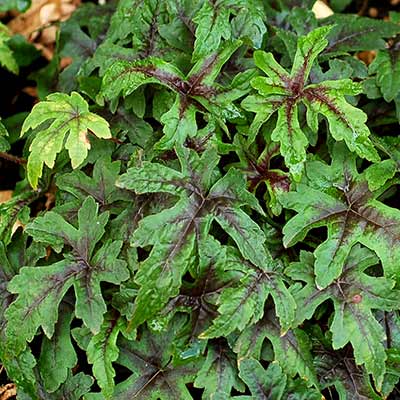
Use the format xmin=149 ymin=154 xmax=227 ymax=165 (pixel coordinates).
xmin=1 ymin=0 xmax=400 ymax=399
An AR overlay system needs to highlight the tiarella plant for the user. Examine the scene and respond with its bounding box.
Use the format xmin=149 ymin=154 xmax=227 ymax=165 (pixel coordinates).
xmin=1 ymin=0 xmax=400 ymax=399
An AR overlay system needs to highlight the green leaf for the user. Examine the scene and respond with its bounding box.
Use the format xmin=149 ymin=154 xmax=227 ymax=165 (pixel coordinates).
xmin=38 ymin=303 xmax=77 ymax=392
xmin=55 ymin=155 xmax=131 ymax=219
xmin=0 ymin=22 xmax=18 ymax=74
xmin=194 ymin=341 xmax=244 ymax=399
xmin=243 ymin=26 xmax=379 ymax=180
xmin=369 ymin=41 xmax=400 ymax=102
xmin=237 ymin=359 xmax=286 ymax=400
xmin=192 ymin=0 xmax=266 ymax=62
xmin=200 ymin=249 xmax=295 ymax=338
xmin=0 ymin=189 xmax=39 ymax=245
xmin=21 ymin=92 xmax=111 ymax=189
xmin=286 ymin=246 xmax=400 ymax=390
xmin=312 ymin=330 xmax=381 ymax=399
xmin=0 ymin=120 xmax=10 ymax=152
xmin=5 ymin=197 xmax=129 ymax=353
xmin=87 ymin=312 xmax=121 ymax=399
xmin=234 ymin=309 xmax=318 ymax=387
xmin=102 ymin=41 xmax=246 ymax=149
xmin=321 ymin=15 xmax=400 ymax=55
xmin=281 ymin=143 xmax=400 ymax=288
xmin=103 ymin=316 xmax=202 ymax=399
xmin=117 ymin=147 xmax=268 ymax=328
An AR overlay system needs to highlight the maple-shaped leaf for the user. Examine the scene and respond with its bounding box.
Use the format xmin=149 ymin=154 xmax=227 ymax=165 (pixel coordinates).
xmin=55 ymin=156 xmax=132 ymax=219
xmin=0 ymin=189 xmax=39 ymax=245
xmin=159 ymin=237 xmax=244 ymax=337
xmin=233 ymin=133 xmax=290 ymax=215
xmin=19 ymin=372 xmax=94 ymax=400
xmin=192 ymin=0 xmax=266 ymax=61
xmin=236 ymin=359 xmax=286 ymax=400
xmin=87 ymin=311 xmax=121 ymax=399
xmin=0 ymin=22 xmax=18 ymax=74
xmin=369 ymin=14 xmax=400 ymax=103
xmin=313 ymin=341 xmax=381 ymax=400
xmin=321 ymin=14 xmax=400 ymax=56
xmin=116 ymin=146 xmax=269 ymax=329
xmin=234 ymin=308 xmax=318 ymax=387
xmin=242 ymin=26 xmax=379 ymax=180
xmin=21 ymin=92 xmax=111 ymax=189
xmin=85 ymin=315 xmax=203 ymax=400
xmin=286 ymin=246 xmax=400 ymax=390
xmin=193 ymin=340 xmax=244 ymax=399
xmin=5 ymin=196 xmax=129 ymax=354
xmin=101 ymin=41 xmax=252 ymax=149
xmin=200 ymin=246 xmax=295 ymax=338
xmin=281 ymin=143 xmax=400 ymax=288
xmin=101 ymin=0 xmax=193 ymax=66
xmin=0 ymin=231 xmax=45 ymax=397
xmin=38 ymin=303 xmax=77 ymax=392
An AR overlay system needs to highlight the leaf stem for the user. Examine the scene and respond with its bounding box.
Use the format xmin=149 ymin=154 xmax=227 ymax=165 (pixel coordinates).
xmin=0 ymin=152 xmax=27 ymax=165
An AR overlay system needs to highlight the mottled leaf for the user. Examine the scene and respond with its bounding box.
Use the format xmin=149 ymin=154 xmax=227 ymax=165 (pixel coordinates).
xmin=21 ymin=92 xmax=111 ymax=188
xmin=281 ymin=143 xmax=400 ymax=288
xmin=286 ymin=246 xmax=400 ymax=389
xmin=5 ymin=197 xmax=129 ymax=353
xmin=243 ymin=27 xmax=379 ymax=180
xmin=117 ymin=147 xmax=267 ymax=328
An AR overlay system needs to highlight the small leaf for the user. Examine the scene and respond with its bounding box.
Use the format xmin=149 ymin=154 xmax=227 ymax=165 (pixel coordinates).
xmin=21 ymin=92 xmax=111 ymax=189
xmin=287 ymin=245 xmax=400 ymax=390
xmin=107 ymin=316 xmax=202 ymax=399
xmin=0 ymin=22 xmax=18 ymax=74
xmin=87 ymin=313 xmax=121 ymax=399
xmin=194 ymin=341 xmax=244 ymax=398
xmin=369 ymin=43 xmax=400 ymax=102
xmin=38 ymin=304 xmax=77 ymax=392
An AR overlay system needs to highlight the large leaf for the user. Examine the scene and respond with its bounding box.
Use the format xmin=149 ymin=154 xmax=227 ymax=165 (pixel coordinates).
xmin=116 ymin=147 xmax=269 ymax=328
xmin=92 ymin=316 xmax=202 ymax=400
xmin=321 ymin=15 xmax=400 ymax=55
xmin=0 ymin=232 xmax=45 ymax=397
xmin=234 ymin=309 xmax=318 ymax=387
xmin=242 ymin=26 xmax=379 ymax=180
xmin=101 ymin=41 xmax=250 ymax=149
xmin=286 ymin=246 xmax=400 ymax=390
xmin=200 ymin=249 xmax=295 ymax=338
xmin=281 ymin=143 xmax=400 ymax=288
xmin=5 ymin=196 xmax=129 ymax=353
xmin=21 ymin=92 xmax=111 ymax=188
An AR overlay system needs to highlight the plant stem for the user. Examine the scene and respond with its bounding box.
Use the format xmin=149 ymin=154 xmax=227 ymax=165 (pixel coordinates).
xmin=0 ymin=152 xmax=27 ymax=165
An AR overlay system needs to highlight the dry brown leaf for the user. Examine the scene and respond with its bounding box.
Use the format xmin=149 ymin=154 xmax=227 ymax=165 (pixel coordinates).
xmin=0 ymin=190 xmax=13 ymax=203
xmin=357 ymin=50 xmax=377 ymax=65
xmin=0 ymin=383 xmax=17 ymax=400
xmin=7 ymin=0 xmax=80 ymax=60
xmin=312 ymin=0 xmax=334 ymax=19
xmin=22 ymin=86 xmax=38 ymax=97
